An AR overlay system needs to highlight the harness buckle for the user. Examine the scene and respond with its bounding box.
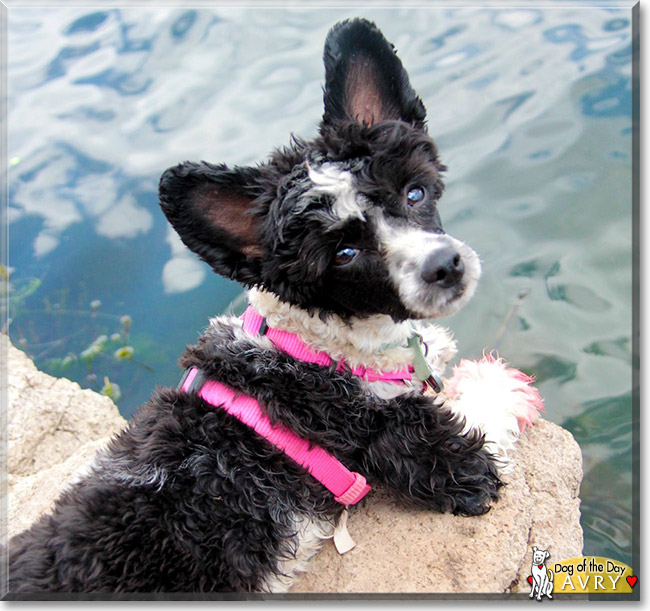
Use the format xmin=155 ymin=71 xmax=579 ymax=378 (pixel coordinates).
xmin=178 ymin=367 xmax=207 ymax=394
xmin=425 ymin=373 xmax=444 ymax=394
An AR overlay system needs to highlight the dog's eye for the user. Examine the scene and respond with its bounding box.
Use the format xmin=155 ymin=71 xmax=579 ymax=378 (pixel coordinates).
xmin=334 ymin=247 xmax=359 ymax=266
xmin=407 ymin=186 xmax=426 ymax=206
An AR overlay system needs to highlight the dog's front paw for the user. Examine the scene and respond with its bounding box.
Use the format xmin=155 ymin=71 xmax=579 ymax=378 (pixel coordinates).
xmin=440 ymin=353 xmax=543 ymax=468
xmin=449 ymin=466 xmax=502 ymax=517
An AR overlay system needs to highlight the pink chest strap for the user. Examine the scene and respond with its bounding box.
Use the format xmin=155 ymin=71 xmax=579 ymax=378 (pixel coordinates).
xmin=180 ymin=367 xmax=371 ymax=505
xmin=241 ymin=306 xmax=414 ymax=385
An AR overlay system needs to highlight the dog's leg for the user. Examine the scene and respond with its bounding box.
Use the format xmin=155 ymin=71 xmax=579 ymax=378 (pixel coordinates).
xmin=186 ymin=338 xmax=503 ymax=516
xmin=537 ymin=574 xmax=545 ymax=601
xmin=264 ymin=387 xmax=502 ymax=515
xmin=438 ymin=354 xmax=543 ymax=471
xmin=546 ymin=571 xmax=554 ymax=599
xmin=359 ymin=397 xmax=503 ymax=515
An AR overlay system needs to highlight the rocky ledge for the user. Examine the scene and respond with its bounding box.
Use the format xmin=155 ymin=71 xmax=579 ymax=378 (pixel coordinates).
xmin=4 ymin=339 xmax=583 ymax=594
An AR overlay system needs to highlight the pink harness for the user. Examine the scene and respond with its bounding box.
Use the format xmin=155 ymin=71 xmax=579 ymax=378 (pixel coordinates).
xmin=240 ymin=306 xmax=416 ymax=385
xmin=179 ymin=306 xmax=420 ymax=505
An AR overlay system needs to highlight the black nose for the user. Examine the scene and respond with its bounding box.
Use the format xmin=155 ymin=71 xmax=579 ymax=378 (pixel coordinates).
xmin=421 ymin=246 xmax=465 ymax=287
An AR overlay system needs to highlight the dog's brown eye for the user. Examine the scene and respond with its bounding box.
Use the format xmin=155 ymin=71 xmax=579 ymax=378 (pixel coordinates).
xmin=407 ymin=186 xmax=426 ymax=206
xmin=335 ymin=247 xmax=359 ymax=266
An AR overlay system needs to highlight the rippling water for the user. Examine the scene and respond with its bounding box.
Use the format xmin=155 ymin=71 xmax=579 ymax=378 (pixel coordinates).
xmin=7 ymin=6 xmax=635 ymax=569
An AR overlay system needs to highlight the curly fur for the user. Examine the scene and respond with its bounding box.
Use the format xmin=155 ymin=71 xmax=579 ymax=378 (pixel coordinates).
xmin=9 ymin=314 xmax=501 ymax=594
xmin=6 ymin=18 xmax=538 ymax=595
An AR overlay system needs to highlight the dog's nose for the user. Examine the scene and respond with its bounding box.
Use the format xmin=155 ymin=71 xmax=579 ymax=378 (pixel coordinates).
xmin=421 ymin=246 xmax=465 ymax=287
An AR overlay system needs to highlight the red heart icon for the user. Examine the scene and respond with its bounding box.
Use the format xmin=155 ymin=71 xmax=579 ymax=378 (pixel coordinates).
xmin=528 ymin=576 xmax=533 ymax=585
xmin=538 ymin=564 xmax=543 ymax=569
xmin=626 ymin=575 xmax=637 ymax=588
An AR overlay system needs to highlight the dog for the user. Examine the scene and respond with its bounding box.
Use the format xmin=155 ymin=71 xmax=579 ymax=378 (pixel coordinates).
xmin=8 ymin=18 xmax=542 ymax=594
xmin=530 ymin=547 xmax=554 ymax=600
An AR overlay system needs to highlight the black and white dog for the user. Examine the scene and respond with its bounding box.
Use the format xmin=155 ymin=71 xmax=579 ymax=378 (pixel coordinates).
xmin=8 ymin=19 xmax=541 ymax=594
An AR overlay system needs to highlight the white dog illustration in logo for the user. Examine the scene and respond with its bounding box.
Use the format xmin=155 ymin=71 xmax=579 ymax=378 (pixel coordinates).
xmin=529 ymin=546 xmax=554 ymax=600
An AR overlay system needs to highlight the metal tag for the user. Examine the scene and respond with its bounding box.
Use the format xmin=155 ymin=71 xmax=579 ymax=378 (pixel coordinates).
xmin=425 ymin=373 xmax=444 ymax=393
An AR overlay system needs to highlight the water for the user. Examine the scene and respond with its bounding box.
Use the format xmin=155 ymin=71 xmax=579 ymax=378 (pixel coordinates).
xmin=7 ymin=6 xmax=635 ymax=571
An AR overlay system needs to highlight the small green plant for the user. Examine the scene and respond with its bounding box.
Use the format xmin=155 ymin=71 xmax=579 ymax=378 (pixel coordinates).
xmin=100 ymin=376 xmax=122 ymax=403
xmin=59 ymin=312 xmax=146 ymax=400
xmin=7 ymin=267 xmax=153 ymax=406
xmin=1 ymin=264 xmax=42 ymax=332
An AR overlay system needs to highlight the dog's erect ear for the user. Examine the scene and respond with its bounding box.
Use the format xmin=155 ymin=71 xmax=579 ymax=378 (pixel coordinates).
xmin=322 ymin=18 xmax=426 ymax=128
xmin=532 ymin=547 xmax=538 ymax=554
xmin=544 ymin=551 xmax=550 ymax=560
xmin=159 ymin=161 xmax=266 ymax=284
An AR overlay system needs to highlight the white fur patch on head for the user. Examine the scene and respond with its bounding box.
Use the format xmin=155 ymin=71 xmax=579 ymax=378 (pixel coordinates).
xmin=373 ymin=213 xmax=481 ymax=319
xmin=306 ymin=162 xmax=366 ymax=221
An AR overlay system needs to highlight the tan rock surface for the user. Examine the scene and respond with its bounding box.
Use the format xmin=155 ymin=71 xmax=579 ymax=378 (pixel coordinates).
xmin=292 ymin=419 xmax=583 ymax=594
xmin=5 ymin=339 xmax=583 ymax=594
xmin=5 ymin=340 xmax=127 ymax=479
xmin=8 ymin=436 xmax=114 ymax=539
xmin=4 ymin=339 xmax=127 ymax=541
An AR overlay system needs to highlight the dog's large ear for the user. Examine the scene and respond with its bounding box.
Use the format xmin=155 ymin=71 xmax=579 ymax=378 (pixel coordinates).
xmin=322 ymin=18 xmax=426 ymax=128
xmin=159 ymin=161 xmax=266 ymax=285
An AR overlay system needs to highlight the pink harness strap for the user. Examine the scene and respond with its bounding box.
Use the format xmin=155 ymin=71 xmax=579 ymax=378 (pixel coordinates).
xmin=181 ymin=367 xmax=371 ymax=505
xmin=176 ymin=304 xmax=428 ymax=505
xmin=242 ymin=306 xmax=414 ymax=384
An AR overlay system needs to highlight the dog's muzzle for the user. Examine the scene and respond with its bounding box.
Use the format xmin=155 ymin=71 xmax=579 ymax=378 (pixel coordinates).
xmin=420 ymin=245 xmax=465 ymax=287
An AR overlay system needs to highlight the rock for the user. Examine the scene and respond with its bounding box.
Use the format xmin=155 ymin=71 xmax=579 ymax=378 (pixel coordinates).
xmin=8 ymin=437 xmax=114 ymax=539
xmin=4 ymin=338 xmax=127 ymax=541
xmin=292 ymin=419 xmax=583 ymax=594
xmin=5 ymin=339 xmax=126 ymax=479
xmin=4 ymin=339 xmax=583 ymax=593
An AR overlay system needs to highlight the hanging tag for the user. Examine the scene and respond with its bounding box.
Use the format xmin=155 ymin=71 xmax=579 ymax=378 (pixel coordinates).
xmin=425 ymin=373 xmax=444 ymax=393
xmin=333 ymin=509 xmax=356 ymax=554
xmin=407 ymin=333 xmax=444 ymax=393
